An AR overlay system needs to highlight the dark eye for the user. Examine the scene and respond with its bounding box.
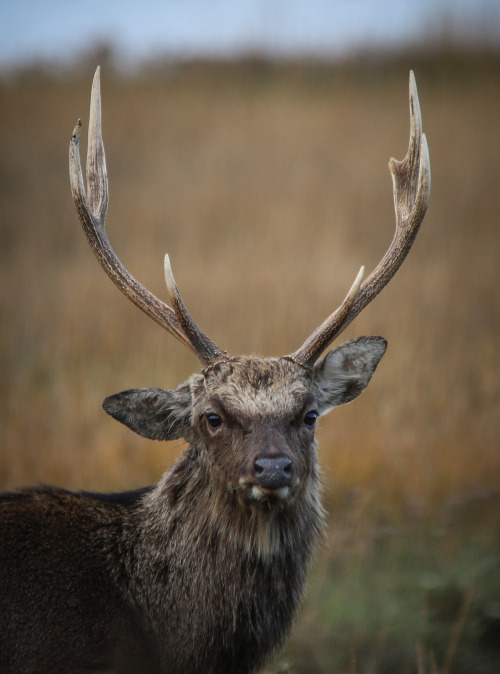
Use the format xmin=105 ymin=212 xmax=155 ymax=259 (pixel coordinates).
xmin=206 ymin=412 xmax=223 ymax=430
xmin=303 ymin=411 xmax=318 ymax=428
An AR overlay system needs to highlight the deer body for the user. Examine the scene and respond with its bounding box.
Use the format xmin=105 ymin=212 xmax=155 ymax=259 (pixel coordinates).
xmin=0 ymin=70 xmax=429 ymax=674
xmin=0 ymin=471 xmax=314 ymax=674
xmin=1 ymin=486 xmax=159 ymax=673
xmin=1 ymin=355 xmax=372 ymax=673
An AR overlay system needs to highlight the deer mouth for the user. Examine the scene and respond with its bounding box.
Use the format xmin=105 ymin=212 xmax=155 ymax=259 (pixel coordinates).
xmin=235 ymin=479 xmax=293 ymax=507
xmin=250 ymin=484 xmax=291 ymax=503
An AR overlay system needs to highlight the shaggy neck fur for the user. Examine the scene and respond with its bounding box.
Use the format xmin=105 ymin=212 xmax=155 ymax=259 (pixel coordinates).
xmin=125 ymin=444 xmax=324 ymax=673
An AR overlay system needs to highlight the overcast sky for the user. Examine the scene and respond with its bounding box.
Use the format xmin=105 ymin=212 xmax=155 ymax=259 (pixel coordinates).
xmin=1 ymin=0 xmax=499 ymax=68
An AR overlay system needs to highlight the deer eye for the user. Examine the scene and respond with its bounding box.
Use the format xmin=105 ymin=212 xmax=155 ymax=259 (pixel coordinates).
xmin=206 ymin=412 xmax=223 ymax=430
xmin=303 ymin=411 xmax=318 ymax=428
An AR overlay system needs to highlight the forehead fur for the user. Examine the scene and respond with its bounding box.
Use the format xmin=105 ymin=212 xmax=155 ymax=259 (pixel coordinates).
xmin=201 ymin=357 xmax=313 ymax=419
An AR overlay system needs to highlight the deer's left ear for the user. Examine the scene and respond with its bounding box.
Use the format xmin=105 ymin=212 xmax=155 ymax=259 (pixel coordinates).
xmin=312 ymin=336 xmax=387 ymax=415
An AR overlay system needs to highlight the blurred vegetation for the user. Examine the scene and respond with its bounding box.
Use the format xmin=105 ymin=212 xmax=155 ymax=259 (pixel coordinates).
xmin=1 ymin=45 xmax=499 ymax=672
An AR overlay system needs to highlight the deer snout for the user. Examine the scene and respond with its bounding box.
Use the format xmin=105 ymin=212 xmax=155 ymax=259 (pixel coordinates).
xmin=254 ymin=457 xmax=293 ymax=490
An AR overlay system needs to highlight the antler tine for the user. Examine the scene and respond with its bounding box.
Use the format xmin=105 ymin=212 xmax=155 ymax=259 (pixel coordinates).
xmin=69 ymin=67 xmax=224 ymax=365
xmin=164 ymin=255 xmax=229 ymax=367
xmin=290 ymin=71 xmax=431 ymax=367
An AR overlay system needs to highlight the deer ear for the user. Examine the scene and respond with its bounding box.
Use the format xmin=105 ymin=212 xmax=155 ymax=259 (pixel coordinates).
xmin=103 ymin=381 xmax=193 ymax=441
xmin=313 ymin=336 xmax=387 ymax=416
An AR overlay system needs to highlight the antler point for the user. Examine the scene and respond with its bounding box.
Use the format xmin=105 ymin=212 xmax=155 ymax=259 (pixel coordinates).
xmin=164 ymin=254 xmax=174 ymax=291
xmin=71 ymin=119 xmax=82 ymax=141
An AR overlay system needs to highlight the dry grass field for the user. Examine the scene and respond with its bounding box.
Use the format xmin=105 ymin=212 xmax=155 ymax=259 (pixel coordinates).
xmin=1 ymin=50 xmax=499 ymax=671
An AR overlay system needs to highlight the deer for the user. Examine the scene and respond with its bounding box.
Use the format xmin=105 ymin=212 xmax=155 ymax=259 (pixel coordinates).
xmin=0 ymin=68 xmax=430 ymax=674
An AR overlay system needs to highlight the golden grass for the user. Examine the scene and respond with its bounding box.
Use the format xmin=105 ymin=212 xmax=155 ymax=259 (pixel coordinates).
xmin=1 ymin=56 xmax=499 ymax=514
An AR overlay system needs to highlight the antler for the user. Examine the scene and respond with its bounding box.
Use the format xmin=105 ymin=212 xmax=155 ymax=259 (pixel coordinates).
xmin=69 ymin=67 xmax=227 ymax=367
xmin=289 ymin=71 xmax=431 ymax=367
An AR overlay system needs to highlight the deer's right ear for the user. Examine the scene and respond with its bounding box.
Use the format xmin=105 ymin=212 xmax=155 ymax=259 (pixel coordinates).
xmin=103 ymin=382 xmax=193 ymax=441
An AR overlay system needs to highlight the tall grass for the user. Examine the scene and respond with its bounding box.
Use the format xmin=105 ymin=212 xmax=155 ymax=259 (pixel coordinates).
xmin=1 ymin=52 xmax=499 ymax=671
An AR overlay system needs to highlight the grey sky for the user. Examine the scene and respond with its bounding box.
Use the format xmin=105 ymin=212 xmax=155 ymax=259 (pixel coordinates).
xmin=1 ymin=0 xmax=499 ymax=67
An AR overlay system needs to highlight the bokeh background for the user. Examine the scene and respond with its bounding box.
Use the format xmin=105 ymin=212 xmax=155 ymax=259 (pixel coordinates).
xmin=1 ymin=1 xmax=499 ymax=672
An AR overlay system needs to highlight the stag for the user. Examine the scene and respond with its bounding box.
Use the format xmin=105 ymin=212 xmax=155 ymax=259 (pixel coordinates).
xmin=0 ymin=68 xmax=430 ymax=674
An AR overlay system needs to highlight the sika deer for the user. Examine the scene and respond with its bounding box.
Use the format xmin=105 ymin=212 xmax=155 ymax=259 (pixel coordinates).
xmin=0 ymin=68 xmax=430 ymax=674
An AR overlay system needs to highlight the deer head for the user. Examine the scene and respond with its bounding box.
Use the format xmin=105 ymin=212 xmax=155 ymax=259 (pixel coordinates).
xmin=69 ymin=68 xmax=430 ymax=507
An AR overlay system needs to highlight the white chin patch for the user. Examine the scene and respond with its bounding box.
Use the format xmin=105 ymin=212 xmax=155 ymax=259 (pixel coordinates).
xmin=250 ymin=485 xmax=290 ymax=502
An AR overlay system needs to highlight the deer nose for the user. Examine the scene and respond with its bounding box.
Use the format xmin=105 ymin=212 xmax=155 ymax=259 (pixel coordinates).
xmin=254 ymin=457 xmax=293 ymax=489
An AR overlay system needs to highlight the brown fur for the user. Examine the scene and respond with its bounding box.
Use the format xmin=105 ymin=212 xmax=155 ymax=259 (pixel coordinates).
xmin=0 ymin=341 xmax=386 ymax=673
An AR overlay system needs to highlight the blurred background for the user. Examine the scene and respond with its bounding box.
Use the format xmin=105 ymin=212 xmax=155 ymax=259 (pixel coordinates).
xmin=1 ymin=1 xmax=499 ymax=672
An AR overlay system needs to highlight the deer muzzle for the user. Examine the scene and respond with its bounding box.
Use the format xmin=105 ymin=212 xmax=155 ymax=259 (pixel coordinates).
xmin=253 ymin=457 xmax=293 ymax=490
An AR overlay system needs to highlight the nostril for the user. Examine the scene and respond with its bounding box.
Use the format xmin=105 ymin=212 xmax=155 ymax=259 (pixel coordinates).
xmin=253 ymin=457 xmax=293 ymax=489
xmin=254 ymin=461 xmax=265 ymax=477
